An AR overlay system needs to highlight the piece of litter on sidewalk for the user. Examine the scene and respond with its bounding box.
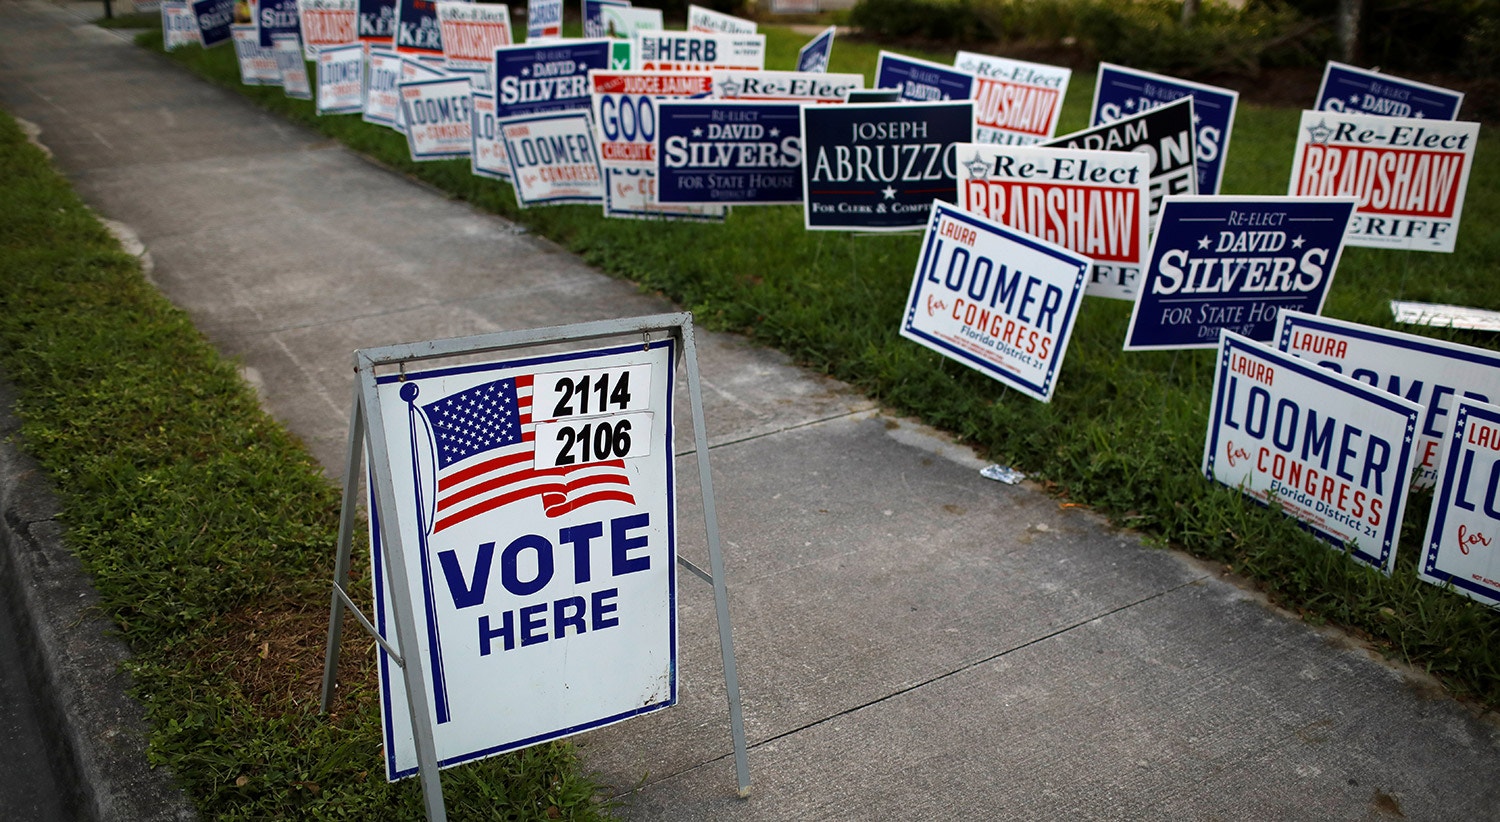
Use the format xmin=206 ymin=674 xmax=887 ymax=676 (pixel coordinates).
xmin=980 ymin=464 xmax=1025 ymax=484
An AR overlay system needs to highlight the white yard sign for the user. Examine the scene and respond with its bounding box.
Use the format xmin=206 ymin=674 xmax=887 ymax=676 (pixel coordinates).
xmin=370 ymin=341 xmax=678 ymax=780
xmin=1421 ymin=398 xmax=1500 ymax=609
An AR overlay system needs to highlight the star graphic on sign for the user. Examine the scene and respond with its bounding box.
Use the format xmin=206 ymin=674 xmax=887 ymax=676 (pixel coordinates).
xmin=692 ymin=126 xmax=703 ymax=137
xmin=881 ymin=185 xmax=897 ymax=200
xmin=941 ymin=94 xmax=951 ymax=100
xmin=1306 ymin=118 xmax=1333 ymax=144
xmin=1349 ymin=94 xmax=1360 ymax=104
xmin=769 ymin=127 xmax=780 ymax=137
xmin=719 ymin=77 xmax=743 ymax=97
xmin=1125 ymin=99 xmax=1136 ymax=110
xmin=1198 ymin=235 xmax=1212 ymax=250
xmin=1415 ymin=111 xmax=1426 ymax=119
xmin=963 ymin=153 xmax=990 ymax=178
xmin=521 ymin=67 xmax=529 ymax=76
xmin=1292 ymin=235 xmax=1306 ymax=249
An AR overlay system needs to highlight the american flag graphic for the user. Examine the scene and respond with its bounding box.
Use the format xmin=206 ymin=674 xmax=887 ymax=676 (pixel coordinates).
xmin=422 ymin=374 xmax=635 ymax=533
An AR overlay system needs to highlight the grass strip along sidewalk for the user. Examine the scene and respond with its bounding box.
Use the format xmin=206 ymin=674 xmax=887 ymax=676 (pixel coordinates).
xmin=0 ymin=114 xmax=613 ymax=817
xmin=144 ymin=23 xmax=1500 ymax=709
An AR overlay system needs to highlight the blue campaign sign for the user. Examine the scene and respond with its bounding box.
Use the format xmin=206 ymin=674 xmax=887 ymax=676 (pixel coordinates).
xmin=528 ymin=0 xmax=563 ymax=39
xmin=656 ymin=101 xmax=803 ymax=205
xmin=875 ymin=51 xmax=973 ymax=103
xmin=801 ymin=101 xmax=973 ymax=232
xmin=192 ymin=0 xmax=235 ymax=47
xmin=1316 ymin=61 xmax=1462 ymax=120
xmin=796 ymin=25 xmax=834 ymax=73
xmin=359 ymin=0 xmax=396 ymax=46
xmin=1091 ymin=63 xmax=1237 ymax=195
xmin=1420 ymin=398 xmax=1500 ymax=608
xmin=583 ymin=0 xmax=629 ymax=38
xmin=495 ymin=40 xmax=611 ymax=119
xmin=258 ymin=0 xmax=302 ymax=47
xmin=395 ymin=0 xmax=441 ymax=56
xmin=1124 ymin=196 xmax=1356 ymax=351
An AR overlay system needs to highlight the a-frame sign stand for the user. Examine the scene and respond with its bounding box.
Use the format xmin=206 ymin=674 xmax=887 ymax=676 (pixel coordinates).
xmin=319 ymin=313 xmax=750 ymax=821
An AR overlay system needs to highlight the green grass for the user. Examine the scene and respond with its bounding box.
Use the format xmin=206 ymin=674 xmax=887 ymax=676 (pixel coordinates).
xmin=143 ymin=23 xmax=1500 ymax=709
xmin=0 ymin=112 xmax=614 ymax=819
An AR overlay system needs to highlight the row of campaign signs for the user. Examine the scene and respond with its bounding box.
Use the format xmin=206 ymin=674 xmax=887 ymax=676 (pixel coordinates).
xmin=160 ymin=3 xmax=1499 ymax=606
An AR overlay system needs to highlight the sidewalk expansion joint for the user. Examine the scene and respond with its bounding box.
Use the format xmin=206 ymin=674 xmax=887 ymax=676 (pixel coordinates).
xmin=672 ymin=406 xmax=880 ymax=458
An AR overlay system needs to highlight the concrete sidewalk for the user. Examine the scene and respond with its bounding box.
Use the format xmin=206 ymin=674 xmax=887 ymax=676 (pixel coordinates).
xmin=2 ymin=1 xmax=1498 ymax=818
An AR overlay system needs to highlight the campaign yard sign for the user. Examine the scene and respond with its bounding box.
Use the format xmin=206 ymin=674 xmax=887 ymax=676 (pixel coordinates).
xmin=796 ymin=25 xmax=834 ymax=74
xmin=711 ymin=70 xmax=862 ymax=105
xmin=656 ymin=101 xmax=802 ymax=205
xmin=1392 ymin=301 xmax=1500 ymax=332
xmin=470 ymin=91 xmax=510 ymax=179
xmin=1124 ymin=196 xmax=1356 ymax=350
xmin=274 ymin=35 xmax=313 ymax=99
xmin=365 ymin=49 xmax=405 ymax=128
xmin=583 ymin=0 xmax=628 ymax=38
xmin=599 ymin=4 xmax=661 ymax=38
xmin=953 ymin=50 xmax=1070 ymax=145
xmin=258 ymin=0 xmax=301 ymax=48
xmin=316 ymin=43 xmax=365 ymax=114
xmin=1276 ymin=311 xmax=1500 ymax=488
xmin=437 ymin=2 xmax=512 ymax=74
xmin=687 ymin=4 xmax=755 ymax=34
xmin=395 ymin=0 xmax=443 ymax=58
xmin=1288 ymin=110 xmax=1479 ymax=253
xmin=875 ymin=51 xmax=973 ymax=103
xmin=1204 ymin=332 xmax=1421 ymax=573
xmin=1421 ymin=398 xmax=1500 ymax=609
xmin=589 ymin=69 xmax=725 ymax=222
xmin=232 ymin=24 xmax=282 ymax=85
xmin=901 ymin=201 xmax=1090 ymax=402
xmin=359 ymin=0 xmax=397 ymax=47
xmin=802 ymin=101 xmax=973 ymax=232
xmin=369 ymin=340 xmax=678 ymax=780
xmin=298 ymin=0 xmax=357 ymax=55
xmin=495 ymin=40 xmax=611 ymax=119
xmin=636 ymin=32 xmax=765 ymax=72
xmin=502 ymin=110 xmax=605 ymax=206
xmin=191 ymin=0 xmax=236 ymax=48
xmin=1316 ymin=62 xmax=1463 ymax=121
xmin=1045 ymin=96 xmax=1196 ymax=229
xmin=400 ymin=76 xmax=473 ymax=160
xmin=956 ymin=143 xmax=1149 ymax=301
xmin=527 ymin=0 xmax=562 ymax=40
xmin=162 ymin=2 xmax=201 ymax=50
xmin=1091 ymin=63 xmax=1237 ymax=196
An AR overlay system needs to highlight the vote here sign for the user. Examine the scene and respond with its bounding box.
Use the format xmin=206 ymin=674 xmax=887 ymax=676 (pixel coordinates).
xmin=1203 ymin=332 xmax=1421 ymax=574
xmin=1421 ymin=398 xmax=1500 ymax=609
xmin=1276 ymin=311 xmax=1500 ymax=488
xmin=956 ymin=143 xmax=1149 ymax=301
xmin=1288 ymin=110 xmax=1479 ymax=253
xmin=370 ymin=341 xmax=678 ymax=780
xmin=901 ymin=200 xmax=1090 ymax=402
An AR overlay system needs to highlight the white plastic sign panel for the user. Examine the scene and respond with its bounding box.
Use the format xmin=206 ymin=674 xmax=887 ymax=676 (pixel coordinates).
xmin=298 ymin=0 xmax=358 ymax=56
xmin=470 ymin=90 xmax=510 ymax=179
xmin=796 ymin=25 xmax=834 ymax=73
xmin=1123 ymin=196 xmax=1356 ymax=350
xmin=316 ymin=43 xmax=365 ymax=114
xmin=901 ymin=201 xmax=1091 ymax=402
xmin=274 ymin=34 xmax=313 ymax=99
xmin=1421 ymin=398 xmax=1500 ymax=608
xmin=399 ymin=76 xmax=473 ymax=160
xmin=1203 ymin=332 xmax=1421 ymax=573
xmin=599 ymin=4 xmax=661 ymax=38
xmin=364 ymin=49 xmax=405 ymax=128
xmin=711 ymin=70 xmax=862 ymax=105
xmin=370 ymin=340 xmax=678 ymax=780
xmin=1045 ymin=95 xmax=1196 ymax=230
xmin=1275 ymin=311 xmax=1500 ymax=488
xmin=1392 ymin=301 xmax=1500 ymax=333
xmin=162 ymin=2 xmax=201 ymax=50
xmin=437 ymin=2 xmax=511 ymax=73
xmin=635 ymin=31 xmax=765 ymax=72
xmin=953 ymin=50 xmax=1070 ymax=146
xmin=1316 ymin=61 xmax=1462 ymax=120
xmin=956 ymin=143 xmax=1149 ymax=301
xmin=687 ymin=4 xmax=755 ymax=34
xmin=502 ymin=110 xmax=605 ymax=206
xmin=526 ymin=0 xmax=562 ymax=40
xmin=233 ymin=24 xmax=282 ymax=85
xmin=1288 ymin=110 xmax=1479 ymax=253
xmin=1091 ymin=63 xmax=1237 ymax=195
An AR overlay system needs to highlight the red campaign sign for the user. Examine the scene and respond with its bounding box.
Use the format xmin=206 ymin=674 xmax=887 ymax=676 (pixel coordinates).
xmin=973 ymin=76 xmax=1060 ymax=140
xmin=963 ymin=180 xmax=1141 ymax=263
xmin=1295 ymin=145 xmax=1464 ymax=218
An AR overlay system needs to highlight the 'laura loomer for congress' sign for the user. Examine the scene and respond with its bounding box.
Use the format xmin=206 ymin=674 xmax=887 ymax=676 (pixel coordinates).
xmin=502 ymin=110 xmax=604 ymax=207
xmin=1276 ymin=311 xmax=1500 ymax=488
xmin=656 ymin=101 xmax=802 ymax=205
xmin=956 ymin=143 xmax=1149 ymax=301
xmin=1203 ymin=332 xmax=1421 ymax=573
xmin=1091 ymin=63 xmax=1237 ymax=196
xmin=1421 ymin=398 xmax=1500 ymax=609
xmin=1316 ymin=61 xmax=1463 ymax=120
xmin=1124 ymin=196 xmax=1356 ymax=350
xmin=316 ymin=43 xmax=365 ymax=114
xmin=470 ymin=90 xmax=510 ymax=180
xmin=233 ymin=24 xmax=281 ymax=85
xmin=901 ymin=201 xmax=1090 ymax=402
xmin=399 ymin=76 xmax=472 ymax=160
xmin=371 ymin=340 xmax=678 ymax=780
xmin=953 ymin=50 xmax=1070 ymax=145
xmin=801 ymin=101 xmax=973 ymax=232
xmin=1045 ymin=96 xmax=1196 ymax=229
xmin=1288 ymin=110 xmax=1479 ymax=253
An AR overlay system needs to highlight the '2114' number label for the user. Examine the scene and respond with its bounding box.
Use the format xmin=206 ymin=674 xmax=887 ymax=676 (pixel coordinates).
xmin=533 ymin=365 xmax=655 ymax=469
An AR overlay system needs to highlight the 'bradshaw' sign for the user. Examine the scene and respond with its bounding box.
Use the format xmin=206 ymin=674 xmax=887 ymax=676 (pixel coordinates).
xmin=1203 ymin=332 xmax=1421 ymax=573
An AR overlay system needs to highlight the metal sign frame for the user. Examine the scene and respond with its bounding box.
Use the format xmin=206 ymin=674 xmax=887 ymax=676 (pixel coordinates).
xmin=319 ymin=313 xmax=750 ymax=820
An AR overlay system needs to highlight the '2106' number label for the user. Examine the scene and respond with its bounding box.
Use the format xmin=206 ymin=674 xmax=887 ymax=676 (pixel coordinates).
xmin=533 ymin=365 xmax=654 ymax=469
